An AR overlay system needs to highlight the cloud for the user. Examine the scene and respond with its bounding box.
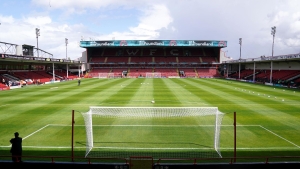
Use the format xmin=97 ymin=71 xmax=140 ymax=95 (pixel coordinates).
xmin=32 ymin=0 xmax=145 ymax=11
xmin=0 ymin=15 xmax=14 ymax=24
xmin=87 ymin=3 xmax=173 ymax=40
xmin=23 ymin=16 xmax=52 ymax=26
xmin=127 ymin=4 xmax=173 ymax=39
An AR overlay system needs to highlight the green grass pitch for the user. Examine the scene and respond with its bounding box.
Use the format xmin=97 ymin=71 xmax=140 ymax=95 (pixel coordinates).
xmin=0 ymin=78 xmax=299 ymax=162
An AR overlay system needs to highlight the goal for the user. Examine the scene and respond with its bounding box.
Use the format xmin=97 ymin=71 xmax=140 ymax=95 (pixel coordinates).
xmin=145 ymin=72 xmax=161 ymax=78
xmin=98 ymin=73 xmax=114 ymax=78
xmin=81 ymin=106 xmax=224 ymax=159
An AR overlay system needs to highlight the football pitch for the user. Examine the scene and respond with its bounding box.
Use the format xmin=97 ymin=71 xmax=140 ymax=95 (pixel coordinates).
xmin=0 ymin=78 xmax=300 ymax=162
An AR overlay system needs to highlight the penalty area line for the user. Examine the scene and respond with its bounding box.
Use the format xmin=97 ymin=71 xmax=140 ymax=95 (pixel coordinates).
xmin=260 ymin=125 xmax=300 ymax=149
xmin=23 ymin=124 xmax=51 ymax=140
xmin=7 ymin=124 xmax=51 ymax=146
xmin=22 ymin=146 xmax=86 ymax=149
xmin=0 ymin=145 xmax=86 ymax=149
xmin=221 ymin=147 xmax=299 ymax=150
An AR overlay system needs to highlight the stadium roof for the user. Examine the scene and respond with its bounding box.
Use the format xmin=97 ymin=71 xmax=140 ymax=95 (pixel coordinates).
xmin=80 ymin=40 xmax=227 ymax=48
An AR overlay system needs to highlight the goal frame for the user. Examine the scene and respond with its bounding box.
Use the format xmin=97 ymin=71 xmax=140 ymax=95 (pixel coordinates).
xmin=98 ymin=73 xmax=114 ymax=78
xmin=78 ymin=106 xmax=224 ymax=159
xmin=145 ymin=72 xmax=161 ymax=78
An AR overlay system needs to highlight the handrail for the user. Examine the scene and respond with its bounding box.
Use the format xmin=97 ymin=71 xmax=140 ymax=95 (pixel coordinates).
xmin=155 ymin=156 xmax=300 ymax=165
xmin=0 ymin=155 xmax=129 ymax=164
xmin=1 ymin=155 xmax=300 ymax=165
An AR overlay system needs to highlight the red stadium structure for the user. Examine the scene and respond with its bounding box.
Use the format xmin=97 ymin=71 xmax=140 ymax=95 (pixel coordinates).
xmin=79 ymin=40 xmax=227 ymax=79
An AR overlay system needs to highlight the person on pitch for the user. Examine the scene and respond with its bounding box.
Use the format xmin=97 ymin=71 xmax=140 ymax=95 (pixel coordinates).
xmin=10 ymin=132 xmax=23 ymax=162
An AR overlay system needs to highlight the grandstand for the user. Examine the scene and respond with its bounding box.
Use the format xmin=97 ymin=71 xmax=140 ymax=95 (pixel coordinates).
xmin=0 ymin=42 xmax=82 ymax=90
xmin=83 ymin=40 xmax=224 ymax=79
xmin=224 ymin=54 xmax=300 ymax=88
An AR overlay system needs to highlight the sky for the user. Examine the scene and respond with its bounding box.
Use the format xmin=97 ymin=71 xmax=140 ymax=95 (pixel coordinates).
xmin=0 ymin=0 xmax=300 ymax=60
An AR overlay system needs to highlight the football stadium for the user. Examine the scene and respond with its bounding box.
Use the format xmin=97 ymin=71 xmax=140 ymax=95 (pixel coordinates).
xmin=0 ymin=39 xmax=300 ymax=169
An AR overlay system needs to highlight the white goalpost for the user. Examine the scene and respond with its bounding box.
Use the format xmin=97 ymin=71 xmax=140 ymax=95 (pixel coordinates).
xmin=81 ymin=106 xmax=224 ymax=159
xmin=98 ymin=73 xmax=114 ymax=78
xmin=145 ymin=72 xmax=161 ymax=78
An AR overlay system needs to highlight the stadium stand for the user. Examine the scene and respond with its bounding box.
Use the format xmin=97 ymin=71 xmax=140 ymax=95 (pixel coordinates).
xmin=111 ymin=68 xmax=128 ymax=78
xmin=86 ymin=46 xmax=222 ymax=78
xmin=130 ymin=56 xmax=153 ymax=63
xmin=153 ymin=68 xmax=179 ymax=77
xmin=227 ymin=69 xmax=300 ymax=87
xmin=179 ymin=68 xmax=197 ymax=77
xmin=128 ymin=68 xmax=153 ymax=78
xmin=197 ymin=68 xmax=220 ymax=78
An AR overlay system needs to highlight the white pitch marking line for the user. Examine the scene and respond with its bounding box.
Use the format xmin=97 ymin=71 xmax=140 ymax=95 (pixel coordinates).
xmin=259 ymin=125 xmax=300 ymax=149
xmin=0 ymin=146 xmax=297 ymax=150
xmin=23 ymin=124 xmax=50 ymax=140
xmin=92 ymin=147 xmax=299 ymax=150
xmin=22 ymin=146 xmax=86 ymax=149
xmin=8 ymin=124 xmax=50 ymax=146
xmin=0 ymin=145 xmax=86 ymax=149
xmin=93 ymin=147 xmax=214 ymax=150
xmin=48 ymin=124 xmax=261 ymax=127
xmin=221 ymin=147 xmax=299 ymax=150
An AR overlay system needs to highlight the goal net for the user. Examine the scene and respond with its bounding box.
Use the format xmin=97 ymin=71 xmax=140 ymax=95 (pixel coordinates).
xmin=81 ymin=107 xmax=224 ymax=159
xmin=145 ymin=72 xmax=161 ymax=78
xmin=98 ymin=73 xmax=114 ymax=78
